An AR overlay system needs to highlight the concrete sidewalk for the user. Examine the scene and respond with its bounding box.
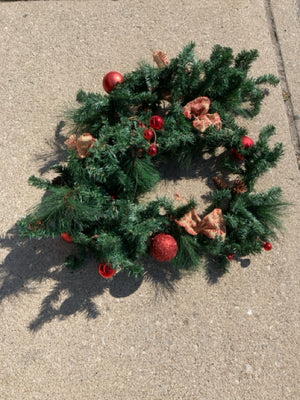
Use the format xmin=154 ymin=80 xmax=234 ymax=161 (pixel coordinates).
xmin=0 ymin=1 xmax=299 ymax=399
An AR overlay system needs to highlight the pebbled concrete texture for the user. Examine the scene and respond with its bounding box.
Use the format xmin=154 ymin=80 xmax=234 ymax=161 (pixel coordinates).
xmin=0 ymin=1 xmax=299 ymax=400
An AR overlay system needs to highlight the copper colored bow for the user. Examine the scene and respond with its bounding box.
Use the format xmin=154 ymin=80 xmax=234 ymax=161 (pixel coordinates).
xmin=153 ymin=51 xmax=169 ymax=68
xmin=174 ymin=193 xmax=226 ymax=240
xmin=183 ymin=96 xmax=222 ymax=133
xmin=65 ymin=133 xmax=97 ymax=159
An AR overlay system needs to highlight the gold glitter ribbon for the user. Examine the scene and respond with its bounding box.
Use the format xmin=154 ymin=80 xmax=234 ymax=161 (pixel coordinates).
xmin=174 ymin=193 xmax=226 ymax=240
xmin=153 ymin=51 xmax=169 ymax=68
xmin=65 ymin=133 xmax=97 ymax=158
xmin=183 ymin=97 xmax=222 ymax=133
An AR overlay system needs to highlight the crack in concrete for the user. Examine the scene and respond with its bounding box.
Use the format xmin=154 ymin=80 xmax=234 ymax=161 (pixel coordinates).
xmin=264 ymin=0 xmax=300 ymax=167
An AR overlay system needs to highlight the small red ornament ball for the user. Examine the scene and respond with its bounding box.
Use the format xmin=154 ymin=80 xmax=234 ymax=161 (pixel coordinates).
xmin=103 ymin=71 xmax=124 ymax=93
xmin=148 ymin=144 xmax=158 ymax=156
xmin=138 ymin=121 xmax=147 ymax=128
xmin=149 ymin=115 xmax=164 ymax=130
xmin=61 ymin=232 xmax=73 ymax=243
xmin=29 ymin=220 xmax=43 ymax=231
xmin=231 ymin=148 xmax=245 ymax=160
xmin=136 ymin=148 xmax=144 ymax=158
xmin=98 ymin=262 xmax=117 ymax=278
xmin=263 ymin=242 xmax=273 ymax=251
xmin=227 ymin=254 xmax=234 ymax=261
xmin=242 ymin=136 xmax=255 ymax=149
xmin=143 ymin=129 xmax=154 ymax=141
xmin=150 ymin=233 xmax=178 ymax=262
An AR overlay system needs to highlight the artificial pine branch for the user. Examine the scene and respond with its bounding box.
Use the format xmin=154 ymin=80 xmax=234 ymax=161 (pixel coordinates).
xmin=173 ymin=234 xmax=202 ymax=269
xmin=28 ymin=176 xmax=52 ymax=190
xmin=234 ymin=49 xmax=259 ymax=71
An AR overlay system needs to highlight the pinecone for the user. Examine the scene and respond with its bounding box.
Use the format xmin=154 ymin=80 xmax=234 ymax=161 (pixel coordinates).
xmin=161 ymin=90 xmax=173 ymax=102
xmin=213 ymin=176 xmax=229 ymax=190
xmin=52 ymin=176 xmax=65 ymax=187
xmin=131 ymin=147 xmax=144 ymax=158
xmin=231 ymin=179 xmax=247 ymax=194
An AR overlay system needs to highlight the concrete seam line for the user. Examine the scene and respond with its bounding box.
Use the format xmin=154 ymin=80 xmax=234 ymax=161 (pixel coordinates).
xmin=264 ymin=0 xmax=300 ymax=167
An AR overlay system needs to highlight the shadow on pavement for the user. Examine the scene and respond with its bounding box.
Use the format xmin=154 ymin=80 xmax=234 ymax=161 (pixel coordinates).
xmin=0 ymin=224 xmax=233 ymax=331
xmin=0 ymin=121 xmax=238 ymax=331
xmin=0 ymin=226 xmax=184 ymax=331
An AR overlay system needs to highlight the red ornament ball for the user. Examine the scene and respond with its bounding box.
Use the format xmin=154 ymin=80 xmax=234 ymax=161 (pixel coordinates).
xmin=227 ymin=254 xmax=234 ymax=261
xmin=103 ymin=71 xmax=124 ymax=93
xmin=143 ymin=129 xmax=154 ymax=141
xmin=242 ymin=136 xmax=255 ymax=149
xmin=150 ymin=233 xmax=178 ymax=262
xmin=136 ymin=148 xmax=144 ymax=158
xmin=138 ymin=121 xmax=147 ymax=128
xmin=98 ymin=262 xmax=116 ymax=278
xmin=231 ymin=148 xmax=245 ymax=160
xmin=263 ymin=242 xmax=273 ymax=251
xmin=149 ymin=115 xmax=164 ymax=130
xmin=61 ymin=232 xmax=73 ymax=243
xmin=148 ymin=144 xmax=158 ymax=156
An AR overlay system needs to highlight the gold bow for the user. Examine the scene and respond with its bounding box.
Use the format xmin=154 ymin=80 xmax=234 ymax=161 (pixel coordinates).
xmin=174 ymin=193 xmax=226 ymax=240
xmin=183 ymin=97 xmax=222 ymax=133
xmin=153 ymin=51 xmax=169 ymax=68
xmin=65 ymin=133 xmax=97 ymax=159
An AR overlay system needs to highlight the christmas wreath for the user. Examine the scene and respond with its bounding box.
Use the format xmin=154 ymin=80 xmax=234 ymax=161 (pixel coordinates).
xmin=19 ymin=43 xmax=287 ymax=278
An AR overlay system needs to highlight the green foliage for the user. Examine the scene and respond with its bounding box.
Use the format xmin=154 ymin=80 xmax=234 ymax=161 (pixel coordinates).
xmin=18 ymin=43 xmax=287 ymax=277
xmin=173 ymin=234 xmax=202 ymax=269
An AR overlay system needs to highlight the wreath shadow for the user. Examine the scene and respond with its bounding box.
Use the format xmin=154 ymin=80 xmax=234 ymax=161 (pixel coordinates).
xmin=0 ymin=122 xmax=244 ymax=331
xmin=0 ymin=226 xmax=143 ymax=331
xmin=157 ymin=151 xmax=231 ymax=189
xmin=0 ymin=226 xmax=189 ymax=331
xmin=0 ymin=224 xmax=232 ymax=332
xmin=36 ymin=120 xmax=68 ymax=174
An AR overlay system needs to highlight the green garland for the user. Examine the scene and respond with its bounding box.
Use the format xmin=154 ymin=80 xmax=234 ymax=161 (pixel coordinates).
xmin=18 ymin=43 xmax=287 ymax=277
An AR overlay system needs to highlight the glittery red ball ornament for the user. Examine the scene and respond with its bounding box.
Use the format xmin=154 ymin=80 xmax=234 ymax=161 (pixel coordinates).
xmin=143 ymin=129 xmax=154 ymax=141
xmin=138 ymin=121 xmax=147 ymax=128
xmin=149 ymin=115 xmax=164 ymax=130
xmin=136 ymin=148 xmax=144 ymax=158
xmin=103 ymin=71 xmax=124 ymax=93
xmin=98 ymin=262 xmax=116 ymax=278
xmin=61 ymin=233 xmax=73 ymax=243
xmin=227 ymin=254 xmax=234 ymax=261
xmin=231 ymin=148 xmax=245 ymax=160
xmin=263 ymin=242 xmax=273 ymax=251
xmin=148 ymin=144 xmax=158 ymax=156
xmin=242 ymin=136 xmax=255 ymax=149
xmin=150 ymin=233 xmax=178 ymax=262
xmin=29 ymin=220 xmax=43 ymax=231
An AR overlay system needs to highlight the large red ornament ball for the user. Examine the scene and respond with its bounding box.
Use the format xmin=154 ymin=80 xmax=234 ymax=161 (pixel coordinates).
xmin=98 ymin=262 xmax=117 ymax=278
xmin=150 ymin=233 xmax=178 ymax=262
xmin=227 ymin=254 xmax=234 ymax=261
xmin=148 ymin=144 xmax=158 ymax=156
xmin=149 ymin=115 xmax=164 ymax=130
xmin=61 ymin=232 xmax=73 ymax=243
xmin=103 ymin=71 xmax=124 ymax=93
xmin=242 ymin=136 xmax=255 ymax=149
xmin=263 ymin=242 xmax=273 ymax=251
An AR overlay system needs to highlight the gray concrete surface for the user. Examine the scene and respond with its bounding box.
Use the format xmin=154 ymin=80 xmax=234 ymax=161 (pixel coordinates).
xmin=0 ymin=1 xmax=299 ymax=399
xmin=270 ymin=0 xmax=300 ymax=159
